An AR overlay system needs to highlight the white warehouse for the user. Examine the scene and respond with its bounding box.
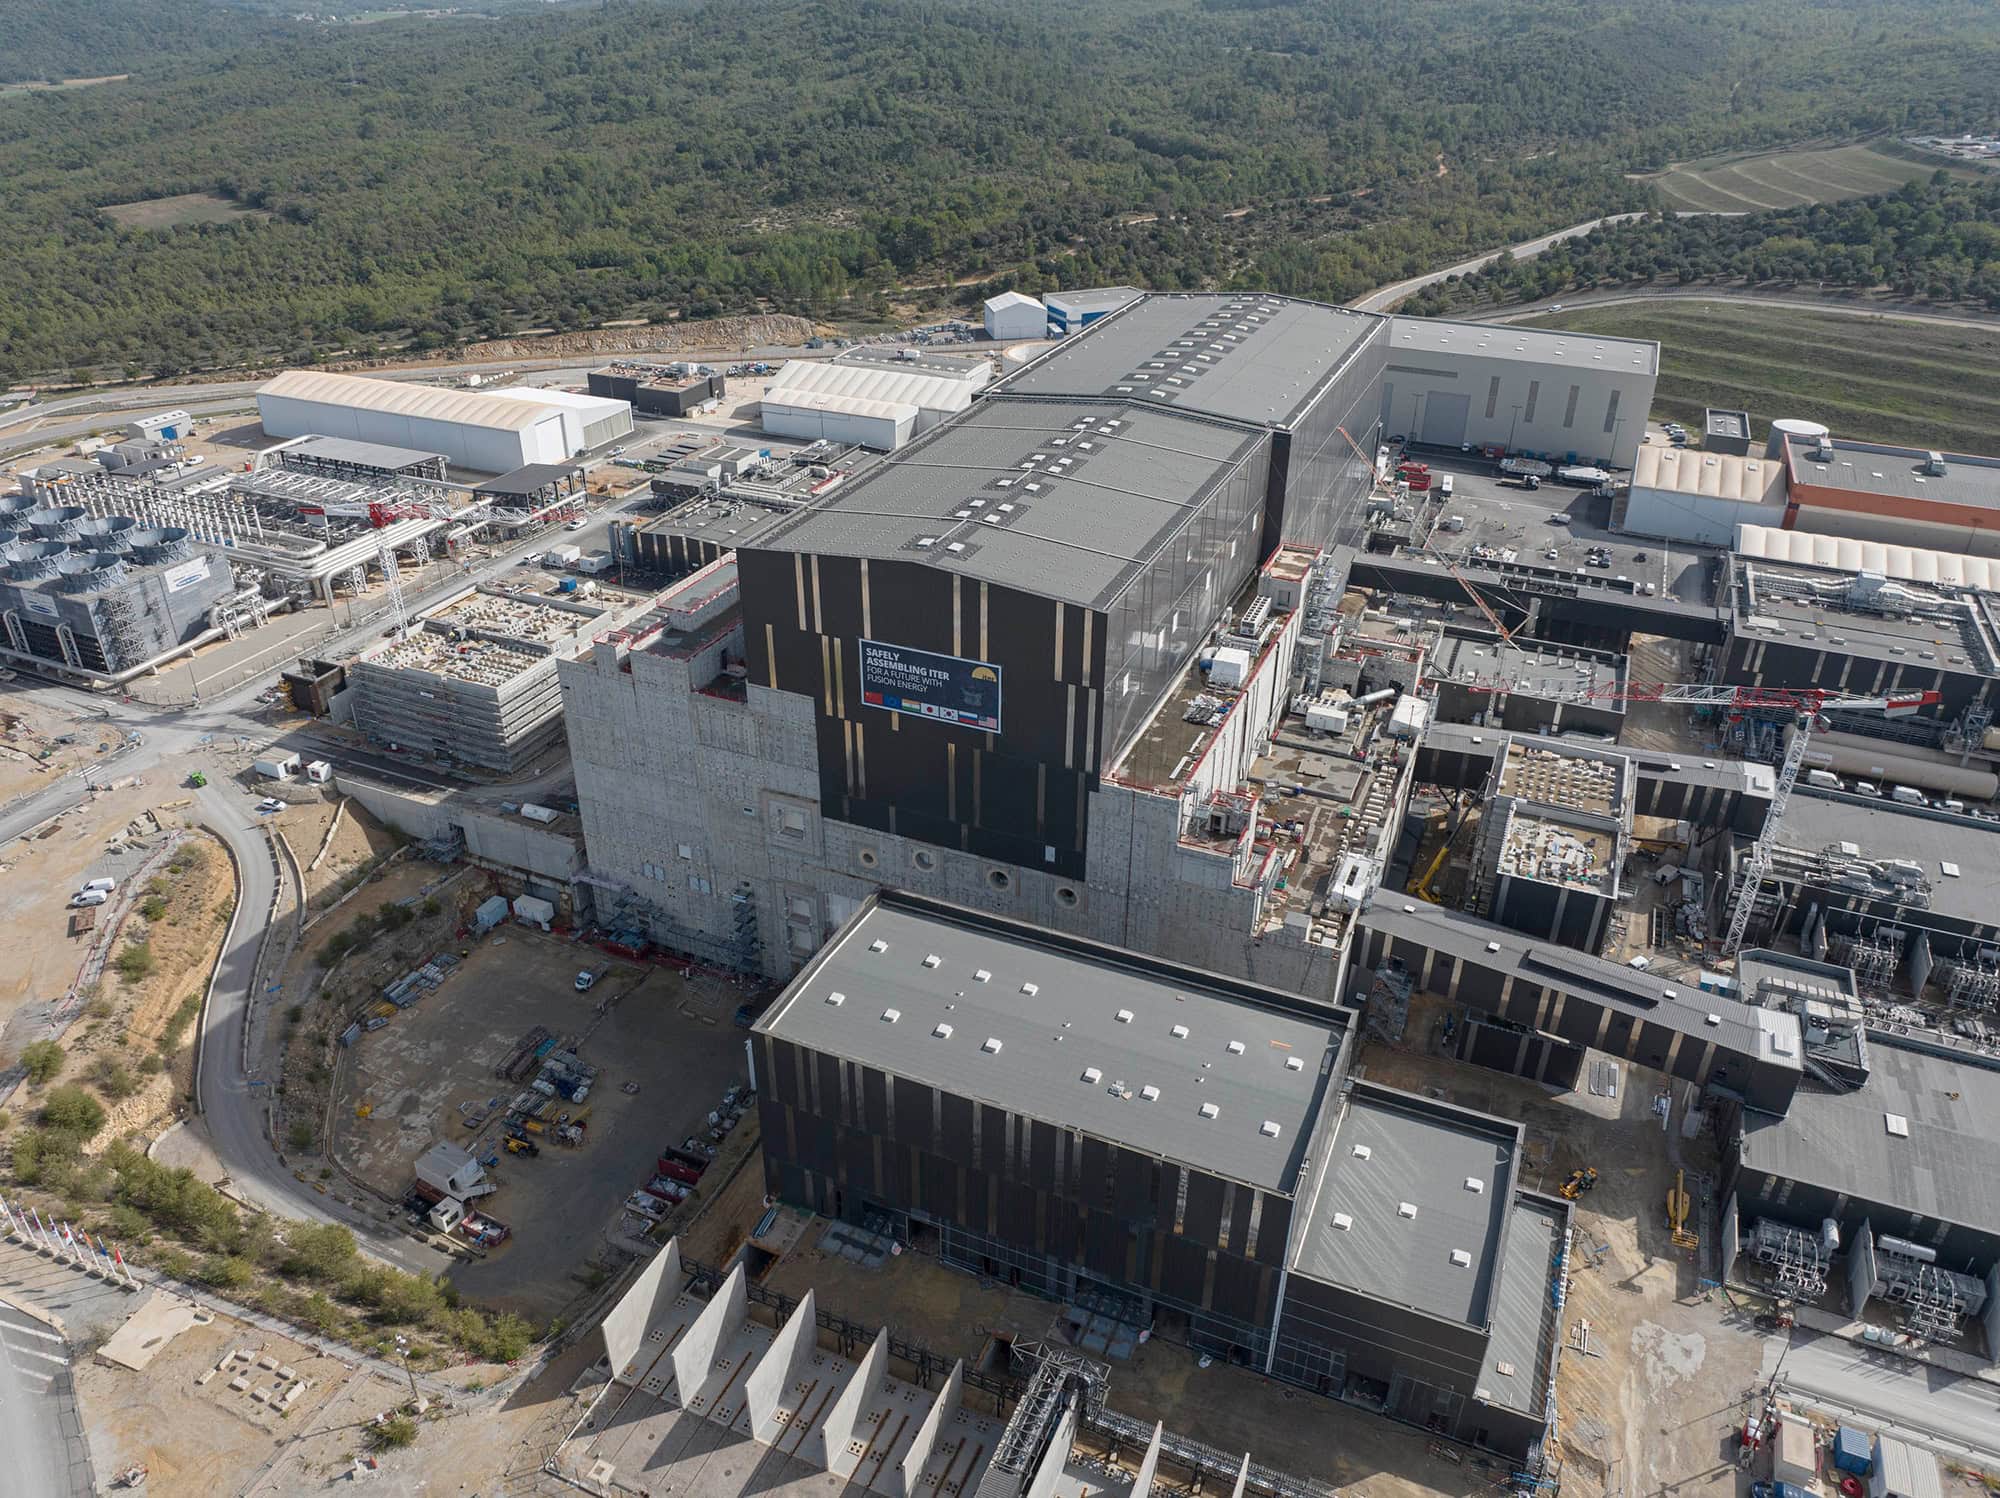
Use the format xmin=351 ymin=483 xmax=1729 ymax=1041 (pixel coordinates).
xmin=1381 ymin=317 xmax=1659 ymax=470
xmin=484 ymin=385 xmax=634 ymax=453
xmin=983 ymin=290 xmax=1048 ymax=341
xmin=258 ymin=371 xmax=573 ymax=475
xmin=759 ymin=348 xmax=991 ymax=452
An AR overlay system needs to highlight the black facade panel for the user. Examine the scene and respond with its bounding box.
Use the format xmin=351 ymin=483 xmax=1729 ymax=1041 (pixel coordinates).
xmin=1211 ymin=1254 xmax=1267 ymax=1331
xmin=1255 ymin=1194 xmax=1293 ymax=1267
xmin=1160 ymin=1231 xmax=1211 ymax=1307
xmin=938 ymin=1091 xmax=975 ymax=1169
xmin=892 ymin=1075 xmax=931 ymax=1148
xmin=1028 ymin=1120 xmax=1059 ymax=1190
xmin=1599 ymin=1011 xmax=1635 ymax=1062
xmin=1114 ymin=1148 xmax=1155 ymax=1223
xmin=1182 ymin=1170 xmax=1227 ymax=1249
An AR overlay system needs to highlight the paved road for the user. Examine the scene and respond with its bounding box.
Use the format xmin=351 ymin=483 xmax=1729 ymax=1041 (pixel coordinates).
xmin=1469 ymin=287 xmax=2000 ymax=332
xmin=0 ymin=505 xmax=607 ymax=1270
xmin=1765 ymin=1332 xmax=2000 ymax=1468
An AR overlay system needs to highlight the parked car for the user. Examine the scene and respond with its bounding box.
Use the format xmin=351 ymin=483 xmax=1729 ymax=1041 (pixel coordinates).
xmin=69 ymin=889 xmax=109 ymax=908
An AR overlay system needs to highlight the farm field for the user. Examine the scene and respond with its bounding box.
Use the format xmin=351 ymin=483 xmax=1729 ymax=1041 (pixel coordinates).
xmin=100 ymin=192 xmax=270 ymax=230
xmin=1518 ymin=300 xmax=2000 ymax=453
xmin=1644 ymin=141 xmax=1984 ymax=213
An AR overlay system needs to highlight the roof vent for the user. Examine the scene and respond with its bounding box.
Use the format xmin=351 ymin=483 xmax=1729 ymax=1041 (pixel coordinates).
xmin=825 ymin=991 xmax=846 ymax=1007
xmin=1140 ymin=1084 xmax=1161 ymax=1102
xmin=1331 ymin=1212 xmax=1354 ymax=1231
xmin=1398 ymin=1202 xmax=1419 ymax=1219
xmin=982 ymin=1037 xmax=1002 ymax=1055
xmin=1227 ymin=1040 xmax=1246 ymax=1055
xmin=1259 ymin=1120 xmax=1281 ymax=1138
xmin=1082 ymin=1067 xmax=1103 ymax=1084
xmin=1285 ymin=1056 xmax=1304 ymax=1071
xmin=1115 ymin=1008 xmax=1134 ymax=1024
xmin=1198 ymin=1102 xmax=1220 ymax=1119
xmin=882 ymin=1008 xmax=901 ymax=1024
xmin=973 ymin=969 xmax=992 ymax=983
xmin=1705 ymin=1013 xmax=1722 ymax=1027
xmin=869 ymin=939 xmax=889 ymax=954
xmin=1021 ymin=982 xmax=1039 ymax=996
xmin=922 ymin=954 xmax=941 ymax=969
xmin=932 ymin=1022 xmax=953 ymax=1039
xmin=1886 ymin=1112 xmax=1910 ymax=1137
xmin=1351 ymin=1144 xmax=1372 ymax=1160
xmin=1464 ymin=1177 xmax=1484 ymax=1194
xmin=1450 ymin=1249 xmax=1473 ymax=1268
xmin=1170 ymin=1024 xmax=1189 ymax=1040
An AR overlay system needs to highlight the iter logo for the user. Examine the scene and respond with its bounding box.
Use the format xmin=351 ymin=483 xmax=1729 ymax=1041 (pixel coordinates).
xmin=859 ymin=639 xmax=1002 ymax=733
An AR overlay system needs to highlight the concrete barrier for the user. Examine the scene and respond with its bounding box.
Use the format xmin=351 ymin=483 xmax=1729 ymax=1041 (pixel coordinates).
xmin=603 ymin=1239 xmax=683 ymax=1386
xmin=746 ymin=1287 xmax=816 ymax=1444
xmin=822 ymin=1327 xmax=889 ymax=1477
xmin=898 ymin=1358 xmax=962 ymax=1498
xmin=1129 ymin=1421 xmax=1163 ymax=1498
xmin=669 ymin=1261 xmax=744 ymax=1402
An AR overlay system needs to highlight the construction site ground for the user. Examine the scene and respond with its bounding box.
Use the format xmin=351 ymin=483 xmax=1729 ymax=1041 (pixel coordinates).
xmin=327 ymin=927 xmax=754 ymax=1327
xmin=270 ymin=795 xmax=401 ymax=910
xmin=0 ymin=693 xmax=95 ymax=803
xmin=1358 ymin=1029 xmax=1769 ymax=1498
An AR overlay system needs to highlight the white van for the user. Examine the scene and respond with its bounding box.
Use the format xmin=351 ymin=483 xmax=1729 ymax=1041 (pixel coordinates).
xmin=1438 ymin=474 xmax=1455 ymax=498
xmin=1942 ymin=798 xmax=1967 ymax=814
xmin=1890 ymin=785 xmax=1925 ymax=806
xmin=81 ymin=877 xmax=117 ymax=893
xmin=1805 ymin=770 xmax=1841 ymax=790
xmin=69 ymin=889 xmax=108 ymax=908
xmin=1854 ymin=780 xmax=1878 ymax=797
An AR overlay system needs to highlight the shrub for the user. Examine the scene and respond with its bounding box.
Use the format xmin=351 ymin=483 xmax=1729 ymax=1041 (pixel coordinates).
xmin=286 ymin=1119 xmax=315 ymax=1151
xmin=368 ymin=1416 xmax=417 ymax=1451
xmin=159 ymin=994 xmax=202 ymax=1053
xmin=19 ymin=1040 xmax=64 ymax=1084
xmin=41 ymin=1085 xmax=106 ymax=1138
xmin=11 ymin=1127 xmax=81 ymax=1187
xmin=139 ymin=895 xmax=169 ymax=921
xmin=198 ymin=1254 xmax=255 ymax=1289
xmin=114 ymin=943 xmax=155 ymax=983
xmin=0 ymin=1109 xmax=10 ymax=1132
xmin=421 ymin=898 xmax=440 ymax=917
xmin=286 ymin=1004 xmax=304 ymax=1024
xmin=280 ymin=1222 xmax=357 ymax=1281
xmin=90 ymin=1055 xmax=138 ymax=1100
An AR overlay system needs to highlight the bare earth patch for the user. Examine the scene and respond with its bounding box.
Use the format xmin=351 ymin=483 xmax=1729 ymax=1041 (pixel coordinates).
xmin=100 ymin=193 xmax=270 ymax=231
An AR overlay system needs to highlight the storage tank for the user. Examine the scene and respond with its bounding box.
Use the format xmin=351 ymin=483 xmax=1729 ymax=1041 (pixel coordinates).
xmin=24 ymin=505 xmax=86 ymax=540
xmin=127 ymin=526 xmax=192 ymax=566
xmin=1805 ymin=734 xmax=2000 ymax=801
xmin=4 ymin=540 xmax=69 ymax=579
xmin=71 ymin=515 xmax=135 ymax=551
xmin=1766 ymin=418 xmax=1831 ymax=459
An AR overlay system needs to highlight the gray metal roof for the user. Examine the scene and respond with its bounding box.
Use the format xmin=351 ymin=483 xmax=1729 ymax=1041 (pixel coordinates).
xmin=1477 ymin=1201 xmax=1563 ymax=1415
xmin=1776 ymin=795 xmax=2000 ymax=924
xmin=831 ymin=347 xmax=992 ymax=381
xmin=1359 ymin=899 xmax=1801 ymax=1062
xmin=1783 ymin=435 xmax=2000 ymax=512
xmin=993 ymin=293 xmax=1382 ymax=428
xmin=748 ymin=398 xmax=1267 ymax=610
xmin=756 ymin=896 xmax=1343 ymax=1193
xmin=1738 ymin=1034 xmax=2000 ymax=1236
xmin=1705 ymin=409 xmax=1751 ymax=441
xmin=1385 ymin=316 xmax=1659 ymax=376
xmin=477 ymin=462 xmax=584 ymax=496
xmin=284 ymin=435 xmax=447 ymax=470
xmin=1290 ymin=1086 xmax=1519 ymax=1325
xmin=1430 ymin=627 xmax=1624 ymax=703
xmin=1043 ymin=286 xmax=1146 ymax=316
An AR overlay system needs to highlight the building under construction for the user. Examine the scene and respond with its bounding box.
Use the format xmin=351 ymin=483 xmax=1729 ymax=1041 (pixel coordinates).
xmin=0 ymin=487 xmax=236 ymax=678
xmin=1465 ymin=738 xmax=1631 ymax=952
xmin=347 ymin=586 xmax=616 ymax=772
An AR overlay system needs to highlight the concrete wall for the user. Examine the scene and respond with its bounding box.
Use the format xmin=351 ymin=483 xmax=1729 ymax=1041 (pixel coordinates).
xmin=333 ymin=776 xmax=582 ymax=884
xmin=601 ymin=1239 xmax=683 ymax=1384
xmin=820 ymin=1327 xmax=888 ymax=1476
xmin=899 ymin=1359 xmax=963 ymax=1498
xmin=746 ymin=1288 xmax=817 ymax=1443
xmin=669 ymin=1261 xmax=745 ymax=1398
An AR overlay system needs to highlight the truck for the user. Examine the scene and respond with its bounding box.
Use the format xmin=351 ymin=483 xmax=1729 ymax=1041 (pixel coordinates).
xmin=544 ymin=544 xmax=582 ymax=567
xmin=253 ymin=752 xmax=301 ymax=781
xmin=574 ymin=550 xmax=614 ymax=576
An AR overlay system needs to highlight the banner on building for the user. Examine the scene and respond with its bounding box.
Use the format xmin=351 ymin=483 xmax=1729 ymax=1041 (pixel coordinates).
xmin=859 ymin=639 xmax=1001 ymax=733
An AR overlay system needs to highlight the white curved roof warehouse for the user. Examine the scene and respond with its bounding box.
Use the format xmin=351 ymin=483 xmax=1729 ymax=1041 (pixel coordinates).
xmin=1736 ymin=523 xmax=2000 ymax=591
xmin=760 ymin=352 xmax=990 ymax=449
xmin=257 ymin=370 xmax=623 ymax=473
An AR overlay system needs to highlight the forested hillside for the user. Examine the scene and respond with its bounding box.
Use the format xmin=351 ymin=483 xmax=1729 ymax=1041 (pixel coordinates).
xmin=2 ymin=0 xmax=1997 ymax=381
xmin=1400 ymin=177 xmax=2000 ymax=315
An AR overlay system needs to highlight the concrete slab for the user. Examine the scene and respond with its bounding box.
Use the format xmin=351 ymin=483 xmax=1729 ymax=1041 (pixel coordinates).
xmin=96 ymin=1292 xmax=209 ymax=1371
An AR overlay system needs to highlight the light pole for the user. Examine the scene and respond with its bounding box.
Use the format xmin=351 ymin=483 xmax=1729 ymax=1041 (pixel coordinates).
xmin=393 ymin=1333 xmax=418 ymax=1403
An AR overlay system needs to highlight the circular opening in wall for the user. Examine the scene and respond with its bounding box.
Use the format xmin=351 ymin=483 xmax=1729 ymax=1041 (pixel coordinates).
xmin=988 ymin=869 xmax=1012 ymax=892
xmin=1054 ymin=886 xmax=1079 ymax=908
xmin=858 ymin=848 xmax=879 ymax=869
xmin=913 ymin=849 xmax=938 ymax=872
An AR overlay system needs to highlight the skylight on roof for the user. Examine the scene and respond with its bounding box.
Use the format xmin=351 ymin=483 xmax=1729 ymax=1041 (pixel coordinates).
xmin=1886 ymin=1112 xmax=1911 ymax=1137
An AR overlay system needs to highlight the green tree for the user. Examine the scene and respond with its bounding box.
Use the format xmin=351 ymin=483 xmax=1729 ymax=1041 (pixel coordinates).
xmin=18 ymin=1040 xmax=64 ymax=1085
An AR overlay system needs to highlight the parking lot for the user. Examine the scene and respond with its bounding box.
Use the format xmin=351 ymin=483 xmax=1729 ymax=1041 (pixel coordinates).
xmin=329 ymin=929 xmax=756 ymax=1325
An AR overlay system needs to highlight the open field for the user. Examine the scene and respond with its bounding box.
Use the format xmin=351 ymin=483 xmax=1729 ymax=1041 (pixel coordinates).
xmin=100 ymin=193 xmax=270 ymax=231
xmin=0 ymin=74 xmax=126 ymax=98
xmin=1518 ymin=301 xmax=2000 ymax=452
xmin=1643 ymin=141 xmax=1983 ymax=213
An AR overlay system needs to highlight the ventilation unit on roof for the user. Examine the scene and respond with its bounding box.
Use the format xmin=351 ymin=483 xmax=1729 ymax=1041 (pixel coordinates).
xmin=1285 ymin=1057 xmax=1304 ymax=1071
xmin=973 ymin=969 xmax=991 ymax=983
xmin=1259 ymin=1121 xmax=1281 ymax=1138
xmin=1115 ymin=1008 xmax=1134 ymax=1024
xmin=922 ymin=954 xmax=941 ymax=968
xmin=1351 ymin=1144 xmax=1372 ymax=1160
xmin=1198 ymin=1102 xmax=1220 ymax=1119
xmin=1140 ymin=1085 xmax=1161 ymax=1102
xmin=1227 ymin=1040 xmax=1246 ymax=1055
xmin=1331 ymin=1213 xmax=1354 ymax=1231
xmin=1398 ymin=1202 xmax=1418 ymax=1219
xmin=1464 ymin=1177 xmax=1484 ymax=1193
xmin=1450 ymin=1249 xmax=1473 ymax=1268
xmin=981 ymin=1037 xmax=1002 ymax=1055
xmin=825 ymin=991 xmax=846 ymax=1007
xmin=882 ymin=1008 xmax=901 ymax=1023
xmin=1171 ymin=1024 xmax=1189 ymax=1039
xmin=932 ymin=1023 xmax=953 ymax=1039
xmin=868 ymin=939 xmax=888 ymax=954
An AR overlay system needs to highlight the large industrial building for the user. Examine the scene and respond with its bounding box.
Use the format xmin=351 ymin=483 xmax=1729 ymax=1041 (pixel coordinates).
xmin=256 ymin=370 xmax=630 ymax=472
xmin=759 ymin=349 xmax=993 ymax=451
xmin=1044 ymin=286 xmax=1144 ymax=335
xmin=347 ymin=585 xmax=636 ymax=773
xmin=1380 ymin=317 xmax=1658 ymax=469
xmin=482 ymin=384 xmax=634 ymax=453
xmin=751 ymin=891 xmax=1569 ymax=1459
xmin=0 ymin=489 xmax=233 ymax=678
xmin=588 ymin=361 xmax=725 ymax=418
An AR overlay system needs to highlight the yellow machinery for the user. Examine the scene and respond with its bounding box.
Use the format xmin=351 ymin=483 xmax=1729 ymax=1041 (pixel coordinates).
xmin=1667 ymin=1169 xmax=1699 ymax=1249
xmin=1558 ymin=1167 xmax=1597 ymax=1200
xmin=1406 ymin=837 xmax=1451 ymax=902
